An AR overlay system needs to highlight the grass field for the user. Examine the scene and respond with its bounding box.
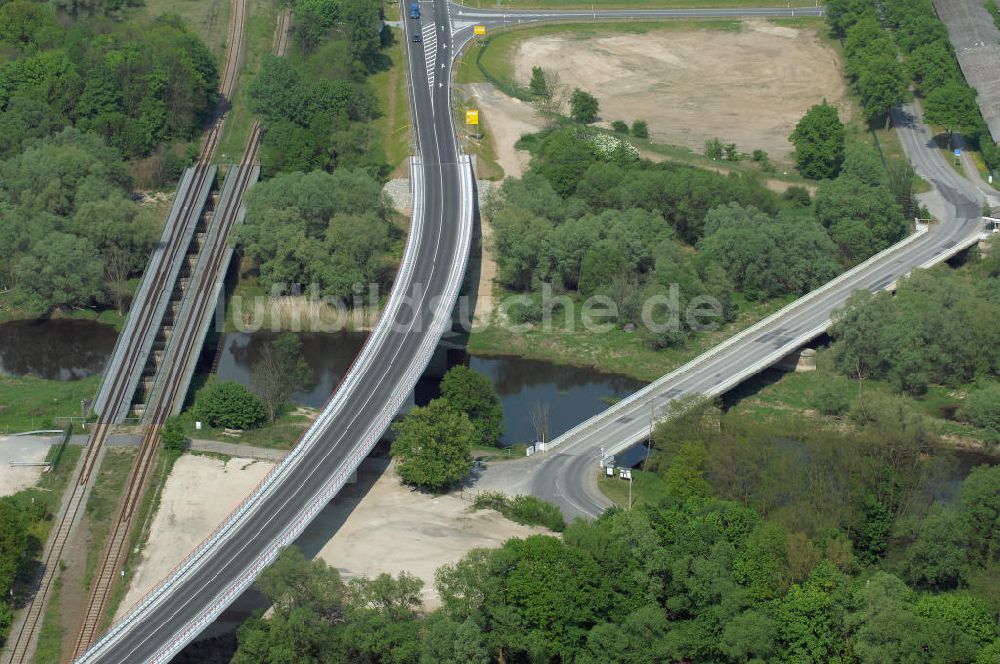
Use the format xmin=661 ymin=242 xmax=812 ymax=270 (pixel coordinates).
xmin=467 ymin=291 xmax=793 ymax=382
xmin=131 ymin=0 xmax=233 ymax=65
xmin=0 ymin=375 xmax=101 ymax=434
xmin=455 ymin=0 xmax=815 ymax=9
xmin=598 ymin=469 xmax=669 ymax=508
xmin=372 ymin=28 xmax=414 ymax=175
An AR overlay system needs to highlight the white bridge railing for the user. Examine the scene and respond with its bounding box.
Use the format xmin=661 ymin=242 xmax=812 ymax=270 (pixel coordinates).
xmin=77 ymin=155 xmax=476 ymax=664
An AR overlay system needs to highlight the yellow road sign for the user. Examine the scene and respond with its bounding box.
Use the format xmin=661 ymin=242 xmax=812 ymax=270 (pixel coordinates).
xmin=466 ymin=109 xmax=479 ymax=125
xmin=473 ymin=24 xmax=486 ymax=35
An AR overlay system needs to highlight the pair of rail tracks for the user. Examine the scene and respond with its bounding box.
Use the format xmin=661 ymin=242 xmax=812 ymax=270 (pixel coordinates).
xmin=70 ymin=7 xmax=292 ymax=659
xmin=2 ymin=1 xmax=262 ymax=662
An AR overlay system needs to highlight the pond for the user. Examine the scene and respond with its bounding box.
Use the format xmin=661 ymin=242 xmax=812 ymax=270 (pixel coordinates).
xmin=0 ymin=319 xmax=117 ymax=381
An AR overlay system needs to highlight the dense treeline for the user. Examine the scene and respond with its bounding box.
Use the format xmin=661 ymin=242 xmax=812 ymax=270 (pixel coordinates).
xmin=0 ymin=5 xmax=218 ymax=160
xmin=238 ymin=169 xmax=399 ymax=300
xmin=0 ymin=129 xmax=156 ymax=315
xmin=232 ymin=424 xmax=1000 ymax=663
xmin=826 ymin=0 xmax=1000 ymax=168
xmin=488 ymin=127 xmax=907 ymax=345
xmin=249 ymin=0 xmax=388 ymax=176
xmin=831 ymin=266 xmax=1000 ymax=394
xmin=0 ymin=3 xmax=221 ymax=315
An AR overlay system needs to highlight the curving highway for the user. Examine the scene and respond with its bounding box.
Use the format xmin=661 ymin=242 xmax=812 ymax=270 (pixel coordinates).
xmin=74 ymin=0 xmax=472 ymax=660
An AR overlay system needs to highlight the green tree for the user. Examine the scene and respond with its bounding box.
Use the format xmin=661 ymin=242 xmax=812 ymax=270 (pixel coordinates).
xmin=252 ymin=333 xmax=311 ymax=422
xmin=159 ymin=417 xmax=187 ymax=456
xmin=439 ymin=366 xmax=503 ymax=447
xmin=791 ymin=102 xmax=846 ymax=179
xmin=699 ymin=203 xmax=841 ymax=299
xmin=194 ymin=381 xmax=268 ymax=430
xmin=570 ymin=88 xmax=599 ymax=124
xmin=611 ymin=120 xmax=629 ymax=134
xmin=774 ymin=562 xmax=849 ymax=663
xmin=257 ymin=547 xmax=345 ymax=616
xmin=390 ymin=399 xmax=475 ymax=492
xmin=0 ymin=499 xmax=27 ymax=602
xmin=14 ymin=232 xmax=104 ymax=315
xmin=962 ymin=383 xmax=1000 ymax=435
xmin=631 ymin=120 xmax=649 ymax=138
xmin=815 ymin=174 xmax=907 ymax=253
xmin=903 ymin=505 xmax=971 ymax=590
xmin=959 ymin=465 xmax=1000 ymax=566
xmin=529 ymin=66 xmax=547 ymax=97
xmin=923 ymin=79 xmax=984 ymax=140
xmin=856 ymin=56 xmax=909 ymax=127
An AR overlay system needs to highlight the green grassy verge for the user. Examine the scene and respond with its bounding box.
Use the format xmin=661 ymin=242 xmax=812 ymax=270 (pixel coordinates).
xmin=216 ymin=0 xmax=279 ymax=164
xmin=371 ymin=28 xmax=413 ymax=176
xmin=456 ymin=96 xmax=505 ymax=179
xmin=598 ymin=469 xmax=669 ymax=508
xmin=82 ymin=448 xmax=138 ymax=600
xmin=174 ymin=393 xmax=314 ymax=450
xmin=455 ymin=0 xmax=814 ymax=9
xmin=725 ymin=350 xmax=996 ymax=444
xmin=21 ymin=441 xmax=83 ymax=664
xmin=0 ymin=375 xmax=101 ymax=434
xmin=32 ymin=572 xmax=64 ymax=664
xmin=467 ymin=291 xmax=793 ymax=382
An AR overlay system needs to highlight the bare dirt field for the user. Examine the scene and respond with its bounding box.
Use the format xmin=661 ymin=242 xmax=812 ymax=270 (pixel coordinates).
xmin=119 ymin=456 xmax=545 ymax=618
xmin=512 ymin=20 xmax=850 ymax=160
xmin=0 ymin=435 xmax=51 ymax=496
xmin=292 ymin=459 xmax=547 ymax=608
xmin=117 ymin=455 xmax=273 ymax=617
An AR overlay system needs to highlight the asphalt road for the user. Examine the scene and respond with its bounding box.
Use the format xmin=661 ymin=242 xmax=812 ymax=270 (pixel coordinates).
xmin=76 ymin=1 xmax=466 ymax=661
xmin=519 ymin=99 xmax=987 ymax=520
xmin=75 ymin=4 xmax=989 ymax=659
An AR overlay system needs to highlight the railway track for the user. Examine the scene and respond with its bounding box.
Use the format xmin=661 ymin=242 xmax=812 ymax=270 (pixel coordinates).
xmin=1 ymin=3 xmax=250 ymax=663
xmin=70 ymin=7 xmax=291 ymax=656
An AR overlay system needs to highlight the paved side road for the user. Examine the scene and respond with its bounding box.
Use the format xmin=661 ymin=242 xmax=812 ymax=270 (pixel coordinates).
xmin=67 ymin=434 xmax=289 ymax=462
xmin=474 ymin=99 xmax=987 ymax=520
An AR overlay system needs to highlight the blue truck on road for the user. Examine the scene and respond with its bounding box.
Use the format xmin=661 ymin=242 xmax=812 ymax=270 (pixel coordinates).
xmin=409 ymin=2 xmax=420 ymax=18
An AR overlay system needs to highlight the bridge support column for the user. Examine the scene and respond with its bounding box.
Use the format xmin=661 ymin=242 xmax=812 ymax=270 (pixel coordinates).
xmin=775 ymin=347 xmax=817 ymax=373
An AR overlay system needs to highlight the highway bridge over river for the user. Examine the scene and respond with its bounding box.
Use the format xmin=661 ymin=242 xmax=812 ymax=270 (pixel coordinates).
xmin=66 ymin=2 xmax=994 ymax=662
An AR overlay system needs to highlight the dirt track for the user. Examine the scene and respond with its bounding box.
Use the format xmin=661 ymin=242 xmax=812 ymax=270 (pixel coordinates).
xmin=512 ymin=21 xmax=850 ymax=160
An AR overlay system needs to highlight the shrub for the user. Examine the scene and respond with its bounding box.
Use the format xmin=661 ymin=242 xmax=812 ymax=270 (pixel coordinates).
xmin=812 ymin=379 xmax=853 ymax=416
xmin=631 ymin=120 xmax=649 ymax=138
xmin=704 ymin=137 xmax=724 ymax=160
xmin=160 ymin=417 xmax=188 ymax=455
xmin=194 ymin=381 xmax=267 ymax=430
xmin=611 ymin=120 xmax=629 ymax=134
xmin=783 ymin=185 xmax=813 ymax=207
xmin=473 ymin=491 xmax=566 ymax=531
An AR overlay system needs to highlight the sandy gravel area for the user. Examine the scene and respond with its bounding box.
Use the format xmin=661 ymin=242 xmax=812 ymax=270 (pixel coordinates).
xmin=463 ymin=82 xmax=545 ymax=178
xmin=512 ymin=21 xmax=849 ymax=159
xmin=297 ymin=459 xmax=547 ymax=608
xmin=119 ymin=456 xmax=545 ymax=617
xmin=0 ymin=435 xmax=52 ymax=496
xmin=117 ymin=455 xmax=273 ymax=617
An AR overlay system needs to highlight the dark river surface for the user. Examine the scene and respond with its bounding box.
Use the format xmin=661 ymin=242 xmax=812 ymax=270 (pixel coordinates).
xmin=2 ymin=320 xmax=996 ymax=488
xmin=213 ymin=331 xmax=645 ymax=446
xmin=0 ymin=319 xmax=117 ymax=380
